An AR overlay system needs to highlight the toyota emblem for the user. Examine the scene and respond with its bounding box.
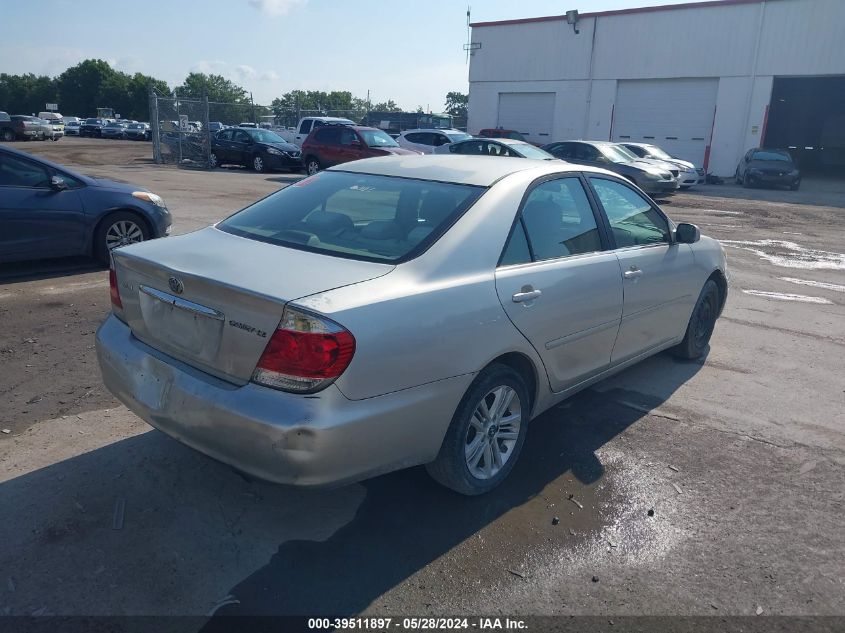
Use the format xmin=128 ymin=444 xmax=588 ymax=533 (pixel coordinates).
xmin=168 ymin=276 xmax=184 ymax=294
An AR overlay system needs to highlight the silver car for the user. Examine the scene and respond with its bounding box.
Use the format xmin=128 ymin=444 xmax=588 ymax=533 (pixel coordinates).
xmin=96 ymin=156 xmax=727 ymax=495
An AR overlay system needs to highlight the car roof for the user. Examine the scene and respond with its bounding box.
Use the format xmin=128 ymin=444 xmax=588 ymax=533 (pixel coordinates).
xmin=306 ymin=116 xmax=354 ymax=122
xmin=329 ymin=154 xmax=613 ymax=187
xmin=401 ymin=128 xmax=466 ymax=135
xmin=620 ymin=142 xmax=653 ymax=148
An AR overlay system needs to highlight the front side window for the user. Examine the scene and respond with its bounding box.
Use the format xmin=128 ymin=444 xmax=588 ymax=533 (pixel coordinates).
xmin=0 ymin=154 xmax=50 ymax=188
xmin=340 ymin=128 xmax=360 ymax=145
xmin=218 ymin=172 xmax=484 ymax=263
xmin=575 ymin=144 xmax=601 ymax=161
xmin=360 ymin=129 xmax=399 ymax=147
xmin=590 ymin=178 xmax=670 ymax=248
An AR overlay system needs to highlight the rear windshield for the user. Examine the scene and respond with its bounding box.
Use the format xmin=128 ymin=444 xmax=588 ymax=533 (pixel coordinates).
xmin=218 ymin=171 xmax=484 ymax=263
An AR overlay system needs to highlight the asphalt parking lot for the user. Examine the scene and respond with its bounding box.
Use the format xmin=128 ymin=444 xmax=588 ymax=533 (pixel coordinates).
xmin=1 ymin=138 xmax=843 ymax=624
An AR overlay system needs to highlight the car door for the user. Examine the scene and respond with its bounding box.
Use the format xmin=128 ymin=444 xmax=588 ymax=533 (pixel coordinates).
xmin=587 ymin=176 xmax=698 ymax=364
xmin=338 ymin=127 xmax=367 ymax=163
xmin=295 ymin=119 xmax=313 ymax=146
xmin=495 ymin=176 xmax=623 ymax=393
xmin=214 ymin=129 xmax=233 ymax=162
xmin=231 ymin=129 xmax=252 ymax=163
xmin=0 ymin=152 xmax=86 ymax=260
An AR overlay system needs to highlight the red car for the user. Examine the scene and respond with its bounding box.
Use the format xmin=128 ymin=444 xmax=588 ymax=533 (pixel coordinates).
xmin=301 ymin=124 xmax=418 ymax=175
xmin=478 ymin=128 xmax=527 ymax=142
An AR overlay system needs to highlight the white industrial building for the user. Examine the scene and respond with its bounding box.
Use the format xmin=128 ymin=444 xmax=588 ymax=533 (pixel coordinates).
xmin=467 ymin=0 xmax=845 ymax=177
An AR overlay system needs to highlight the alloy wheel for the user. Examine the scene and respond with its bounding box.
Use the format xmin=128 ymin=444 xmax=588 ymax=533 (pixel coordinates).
xmin=105 ymin=220 xmax=144 ymax=250
xmin=464 ymin=385 xmax=522 ymax=480
xmin=307 ymin=160 xmax=320 ymax=176
xmin=253 ymin=156 xmax=264 ymax=172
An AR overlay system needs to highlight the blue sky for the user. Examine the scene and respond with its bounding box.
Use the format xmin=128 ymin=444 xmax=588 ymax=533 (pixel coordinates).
xmin=1 ymin=0 xmax=701 ymax=110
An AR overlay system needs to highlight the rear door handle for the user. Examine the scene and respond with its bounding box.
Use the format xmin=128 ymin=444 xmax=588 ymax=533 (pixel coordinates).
xmin=512 ymin=289 xmax=542 ymax=302
xmin=623 ymin=267 xmax=643 ymax=280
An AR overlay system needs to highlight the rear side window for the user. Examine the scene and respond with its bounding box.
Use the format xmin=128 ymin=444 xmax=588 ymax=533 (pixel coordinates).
xmin=299 ymin=120 xmax=313 ymax=134
xmin=218 ymin=172 xmax=484 ymax=263
xmin=589 ymin=178 xmax=670 ymax=247
xmin=314 ymin=127 xmax=340 ymax=143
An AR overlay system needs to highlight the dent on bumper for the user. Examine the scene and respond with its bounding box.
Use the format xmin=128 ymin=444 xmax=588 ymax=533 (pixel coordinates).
xmin=95 ymin=315 xmax=472 ymax=486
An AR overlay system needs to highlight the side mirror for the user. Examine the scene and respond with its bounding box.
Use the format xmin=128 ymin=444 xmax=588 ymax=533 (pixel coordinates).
xmin=50 ymin=176 xmax=68 ymax=191
xmin=675 ymin=222 xmax=700 ymax=244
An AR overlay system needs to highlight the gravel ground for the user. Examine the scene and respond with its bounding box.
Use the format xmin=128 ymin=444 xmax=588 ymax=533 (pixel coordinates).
xmin=0 ymin=138 xmax=843 ymax=628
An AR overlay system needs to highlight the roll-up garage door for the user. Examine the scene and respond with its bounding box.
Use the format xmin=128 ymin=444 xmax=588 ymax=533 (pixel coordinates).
xmin=497 ymin=92 xmax=555 ymax=143
xmin=612 ymin=79 xmax=718 ymax=166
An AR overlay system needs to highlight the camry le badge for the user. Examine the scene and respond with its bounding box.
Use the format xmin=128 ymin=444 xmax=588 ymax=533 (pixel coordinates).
xmin=168 ymin=276 xmax=184 ymax=294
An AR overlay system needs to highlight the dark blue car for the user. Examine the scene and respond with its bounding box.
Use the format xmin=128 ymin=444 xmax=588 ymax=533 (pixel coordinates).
xmin=0 ymin=145 xmax=171 ymax=264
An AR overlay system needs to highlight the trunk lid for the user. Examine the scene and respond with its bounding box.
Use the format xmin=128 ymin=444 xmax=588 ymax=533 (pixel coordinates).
xmin=113 ymin=227 xmax=393 ymax=384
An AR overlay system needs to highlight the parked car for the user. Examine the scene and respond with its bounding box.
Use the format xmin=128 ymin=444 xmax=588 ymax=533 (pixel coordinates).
xmin=543 ymin=140 xmax=679 ymax=195
xmin=479 ymin=128 xmax=528 ymax=142
xmin=301 ymin=125 xmax=418 ymax=175
xmin=44 ymin=118 xmax=65 ymax=141
xmin=208 ymin=121 xmax=226 ymax=133
xmin=96 ymin=154 xmax=726 ymax=495
xmin=0 ymin=145 xmax=171 ymax=264
xmin=64 ymin=121 xmax=81 ymax=136
xmin=620 ymin=142 xmax=704 ymax=189
xmin=211 ymin=127 xmax=303 ymax=173
xmin=80 ymin=118 xmax=107 ymax=137
xmin=125 ymin=122 xmax=151 ymax=141
xmin=441 ymin=137 xmax=557 ymax=160
xmin=7 ymin=116 xmax=50 ymax=141
xmin=735 ymin=148 xmax=801 ymax=190
xmin=62 ymin=116 xmax=81 ymax=126
xmin=280 ymin=116 xmax=356 ymax=147
xmin=396 ymin=129 xmax=473 ymax=154
xmin=101 ymin=121 xmax=129 ymax=139
xmin=0 ymin=111 xmax=15 ymax=141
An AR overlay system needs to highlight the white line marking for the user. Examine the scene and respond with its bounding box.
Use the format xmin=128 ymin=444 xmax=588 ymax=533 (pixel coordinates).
xmin=703 ymin=224 xmax=740 ymax=228
xmin=742 ymin=290 xmax=833 ymax=304
xmin=697 ymin=209 xmax=744 ymax=215
xmin=779 ymin=277 xmax=845 ymax=293
xmin=721 ymin=239 xmax=845 ymax=270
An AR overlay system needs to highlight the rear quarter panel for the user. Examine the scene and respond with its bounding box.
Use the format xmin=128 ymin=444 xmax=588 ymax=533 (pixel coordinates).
xmin=295 ymin=169 xmax=554 ymax=405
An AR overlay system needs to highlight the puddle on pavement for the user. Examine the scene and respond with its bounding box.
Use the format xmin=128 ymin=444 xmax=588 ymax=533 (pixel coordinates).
xmin=720 ymin=239 xmax=845 ymax=270
xmin=742 ymin=290 xmax=832 ymax=304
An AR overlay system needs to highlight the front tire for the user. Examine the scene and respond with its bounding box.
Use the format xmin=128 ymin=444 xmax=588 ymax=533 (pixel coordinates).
xmin=94 ymin=211 xmax=149 ymax=264
xmin=672 ymin=279 xmax=721 ymax=360
xmin=1 ymin=129 xmax=14 ymax=142
xmin=426 ymin=364 xmax=529 ymax=495
xmin=305 ymin=156 xmax=321 ymax=176
xmin=209 ymin=152 xmax=219 ymax=168
xmin=790 ymin=179 xmax=801 ymax=191
xmin=252 ymin=154 xmax=266 ymax=173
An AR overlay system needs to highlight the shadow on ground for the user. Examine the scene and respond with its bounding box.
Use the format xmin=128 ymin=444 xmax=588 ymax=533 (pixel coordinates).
xmin=0 ymin=353 xmax=704 ymax=623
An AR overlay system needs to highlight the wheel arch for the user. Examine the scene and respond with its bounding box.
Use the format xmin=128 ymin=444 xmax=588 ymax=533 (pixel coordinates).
xmin=707 ymin=268 xmax=728 ymax=316
xmin=480 ymin=351 xmax=539 ymax=417
xmin=90 ymin=208 xmax=153 ymax=257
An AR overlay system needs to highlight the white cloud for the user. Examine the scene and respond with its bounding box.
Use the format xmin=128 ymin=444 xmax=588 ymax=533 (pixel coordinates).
xmin=246 ymin=0 xmax=306 ymax=17
xmin=191 ymin=60 xmax=279 ymax=85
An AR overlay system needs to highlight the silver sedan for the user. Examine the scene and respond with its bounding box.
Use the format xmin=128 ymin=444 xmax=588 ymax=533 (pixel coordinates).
xmin=96 ymin=155 xmax=727 ymax=495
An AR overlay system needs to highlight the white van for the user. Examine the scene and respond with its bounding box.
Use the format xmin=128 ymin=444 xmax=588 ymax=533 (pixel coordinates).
xmin=38 ymin=112 xmax=64 ymax=123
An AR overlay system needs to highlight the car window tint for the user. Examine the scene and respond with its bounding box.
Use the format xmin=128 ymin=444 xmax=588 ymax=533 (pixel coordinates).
xmin=590 ymin=178 xmax=670 ymax=248
xmin=218 ymin=172 xmax=484 ymax=263
xmin=521 ymin=178 xmax=602 ymax=260
xmin=299 ymin=120 xmax=312 ymax=134
xmin=340 ymin=128 xmax=358 ymax=145
xmin=456 ymin=141 xmax=485 ymax=155
xmin=575 ymin=144 xmax=599 ymax=161
xmin=405 ymin=133 xmax=422 ymax=143
xmin=499 ymin=221 xmax=531 ymax=266
xmin=0 ymin=154 xmax=50 ymax=188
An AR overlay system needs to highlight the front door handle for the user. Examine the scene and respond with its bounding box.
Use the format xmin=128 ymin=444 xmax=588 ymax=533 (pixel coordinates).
xmin=623 ymin=267 xmax=643 ymax=280
xmin=512 ymin=288 xmax=542 ymax=303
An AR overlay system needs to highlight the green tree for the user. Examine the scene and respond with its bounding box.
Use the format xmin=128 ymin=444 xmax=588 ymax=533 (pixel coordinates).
xmin=444 ymin=91 xmax=468 ymax=118
xmin=371 ymin=99 xmax=401 ymax=112
xmin=56 ymin=59 xmax=115 ymax=117
xmin=0 ymin=73 xmax=58 ymax=115
xmin=177 ymin=73 xmax=249 ymax=103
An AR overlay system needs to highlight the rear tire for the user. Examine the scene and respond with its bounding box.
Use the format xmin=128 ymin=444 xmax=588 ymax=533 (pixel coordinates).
xmin=209 ymin=152 xmax=219 ymax=168
xmin=426 ymin=364 xmax=529 ymax=496
xmin=671 ymin=279 xmax=721 ymax=360
xmin=1 ymin=129 xmax=13 ymax=142
xmin=94 ymin=211 xmax=150 ymax=264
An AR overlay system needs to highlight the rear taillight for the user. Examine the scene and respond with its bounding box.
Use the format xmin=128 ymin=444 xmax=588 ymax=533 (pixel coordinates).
xmin=252 ymin=306 xmax=355 ymax=393
xmin=109 ymin=266 xmax=122 ymax=309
